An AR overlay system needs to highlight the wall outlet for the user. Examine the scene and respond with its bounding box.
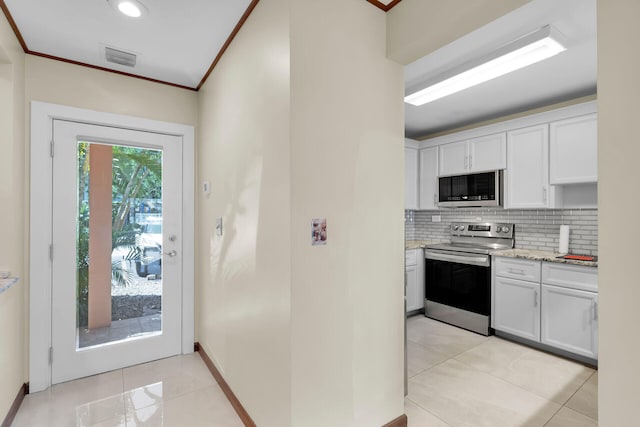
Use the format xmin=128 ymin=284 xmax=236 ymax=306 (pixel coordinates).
xmin=431 ymin=215 xmax=441 ymax=222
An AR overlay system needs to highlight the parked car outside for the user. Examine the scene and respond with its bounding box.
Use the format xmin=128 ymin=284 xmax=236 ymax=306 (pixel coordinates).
xmin=135 ymin=220 xmax=162 ymax=278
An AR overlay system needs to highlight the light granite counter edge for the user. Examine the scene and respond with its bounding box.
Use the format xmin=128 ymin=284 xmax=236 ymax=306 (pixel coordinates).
xmin=491 ymin=249 xmax=598 ymax=268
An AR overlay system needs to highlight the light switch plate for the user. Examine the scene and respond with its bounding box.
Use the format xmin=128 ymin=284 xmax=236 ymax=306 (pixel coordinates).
xmin=215 ymin=217 xmax=223 ymax=236
xmin=431 ymin=215 xmax=441 ymax=222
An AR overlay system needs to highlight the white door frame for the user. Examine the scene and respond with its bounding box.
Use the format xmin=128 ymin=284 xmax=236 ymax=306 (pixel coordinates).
xmin=29 ymin=101 xmax=195 ymax=392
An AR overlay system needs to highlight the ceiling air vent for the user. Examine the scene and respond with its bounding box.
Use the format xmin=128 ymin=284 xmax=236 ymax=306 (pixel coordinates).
xmin=105 ymin=46 xmax=137 ymax=67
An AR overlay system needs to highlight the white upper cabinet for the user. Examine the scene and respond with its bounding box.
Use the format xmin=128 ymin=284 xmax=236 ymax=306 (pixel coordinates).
xmin=549 ymin=113 xmax=598 ymax=184
xmin=405 ymin=146 xmax=419 ymax=210
xmin=439 ymin=133 xmax=506 ymax=176
xmin=505 ymin=124 xmax=554 ymax=209
xmin=468 ymin=133 xmax=507 ymax=172
xmin=438 ymin=140 xmax=468 ymax=176
xmin=419 ymin=146 xmax=438 ymax=209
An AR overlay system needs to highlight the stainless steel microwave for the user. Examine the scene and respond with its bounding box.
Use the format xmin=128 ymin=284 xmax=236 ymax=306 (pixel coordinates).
xmin=438 ymin=170 xmax=502 ymax=208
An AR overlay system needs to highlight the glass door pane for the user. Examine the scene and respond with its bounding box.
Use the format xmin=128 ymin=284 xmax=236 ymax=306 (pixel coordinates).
xmin=76 ymin=141 xmax=164 ymax=349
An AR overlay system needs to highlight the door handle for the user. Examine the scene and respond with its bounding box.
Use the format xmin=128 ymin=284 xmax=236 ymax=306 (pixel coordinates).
xmin=534 ymin=290 xmax=538 ymax=307
xmin=163 ymin=250 xmax=177 ymax=257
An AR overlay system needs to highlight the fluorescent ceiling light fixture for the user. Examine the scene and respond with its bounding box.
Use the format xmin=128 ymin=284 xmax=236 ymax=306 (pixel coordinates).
xmin=108 ymin=0 xmax=147 ymax=18
xmin=405 ymin=25 xmax=567 ymax=106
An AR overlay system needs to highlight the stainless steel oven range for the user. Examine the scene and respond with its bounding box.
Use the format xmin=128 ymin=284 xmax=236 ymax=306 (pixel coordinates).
xmin=424 ymin=222 xmax=514 ymax=336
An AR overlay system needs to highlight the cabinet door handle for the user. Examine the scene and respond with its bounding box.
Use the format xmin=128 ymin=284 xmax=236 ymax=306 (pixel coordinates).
xmin=508 ymin=268 xmax=526 ymax=275
xmin=433 ymin=193 xmax=437 ymax=206
xmin=534 ymin=290 xmax=538 ymax=307
xmin=543 ymin=186 xmax=548 ymax=203
xmin=464 ymin=155 xmax=468 ymax=170
xmin=593 ymin=301 xmax=598 ymax=321
xmin=469 ymin=155 xmax=473 ymax=170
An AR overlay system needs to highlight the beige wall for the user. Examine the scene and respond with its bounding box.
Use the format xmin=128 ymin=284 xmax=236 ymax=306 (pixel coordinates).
xmin=196 ymin=0 xmax=292 ymax=425
xmin=386 ymin=0 xmax=532 ymax=65
xmin=0 ymin=10 xmax=26 ymax=421
xmin=289 ymin=0 xmax=404 ymax=426
xmin=197 ymin=0 xmax=404 ymax=425
xmin=597 ymin=1 xmax=640 ymax=424
xmin=25 ymin=55 xmax=198 ymax=126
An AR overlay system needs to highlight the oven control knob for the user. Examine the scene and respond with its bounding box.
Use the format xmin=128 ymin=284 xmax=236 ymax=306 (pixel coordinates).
xmin=459 ymin=225 xmax=465 ymax=231
xmin=452 ymin=225 xmax=459 ymax=231
xmin=501 ymin=226 xmax=510 ymax=233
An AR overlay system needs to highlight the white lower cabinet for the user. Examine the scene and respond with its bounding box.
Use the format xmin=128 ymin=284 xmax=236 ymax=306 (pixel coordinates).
xmin=493 ymin=277 xmax=540 ymax=341
xmin=492 ymin=257 xmax=598 ymax=361
xmin=541 ymin=284 xmax=598 ymax=359
xmin=406 ymin=249 xmax=425 ymax=312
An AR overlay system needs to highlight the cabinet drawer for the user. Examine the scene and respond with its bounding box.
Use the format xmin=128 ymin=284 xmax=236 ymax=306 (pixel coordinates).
xmin=542 ymin=262 xmax=597 ymax=292
xmin=405 ymin=249 xmax=417 ymax=267
xmin=494 ymin=257 xmax=540 ymax=282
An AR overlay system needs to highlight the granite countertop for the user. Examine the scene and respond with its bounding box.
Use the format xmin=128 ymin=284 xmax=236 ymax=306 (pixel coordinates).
xmin=491 ymin=248 xmax=598 ymax=268
xmin=405 ymin=240 xmax=444 ymax=250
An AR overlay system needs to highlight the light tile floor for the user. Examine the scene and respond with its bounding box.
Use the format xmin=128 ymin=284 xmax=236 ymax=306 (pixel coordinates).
xmin=12 ymin=316 xmax=598 ymax=426
xmin=406 ymin=315 xmax=598 ymax=427
xmin=12 ymin=353 xmax=243 ymax=427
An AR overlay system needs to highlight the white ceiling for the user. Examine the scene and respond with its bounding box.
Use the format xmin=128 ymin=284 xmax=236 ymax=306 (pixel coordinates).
xmin=404 ymin=0 xmax=597 ymax=139
xmin=3 ymin=0 xmax=253 ymax=89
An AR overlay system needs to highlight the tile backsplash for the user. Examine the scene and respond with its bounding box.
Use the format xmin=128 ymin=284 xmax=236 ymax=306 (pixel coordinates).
xmin=405 ymin=208 xmax=598 ymax=256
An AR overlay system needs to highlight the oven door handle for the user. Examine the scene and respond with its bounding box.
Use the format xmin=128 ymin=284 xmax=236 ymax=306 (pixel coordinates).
xmin=424 ymin=250 xmax=490 ymax=267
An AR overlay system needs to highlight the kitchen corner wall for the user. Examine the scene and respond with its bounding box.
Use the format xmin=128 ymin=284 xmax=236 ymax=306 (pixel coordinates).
xmin=406 ymin=208 xmax=598 ymax=256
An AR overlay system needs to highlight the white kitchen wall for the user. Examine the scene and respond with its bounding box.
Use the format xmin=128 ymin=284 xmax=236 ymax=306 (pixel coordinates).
xmin=406 ymin=208 xmax=598 ymax=256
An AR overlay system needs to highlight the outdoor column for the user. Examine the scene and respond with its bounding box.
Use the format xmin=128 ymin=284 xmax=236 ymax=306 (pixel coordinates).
xmin=88 ymin=144 xmax=113 ymax=329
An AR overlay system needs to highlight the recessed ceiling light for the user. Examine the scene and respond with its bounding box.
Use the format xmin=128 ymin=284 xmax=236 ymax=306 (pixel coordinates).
xmin=107 ymin=0 xmax=147 ymax=18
